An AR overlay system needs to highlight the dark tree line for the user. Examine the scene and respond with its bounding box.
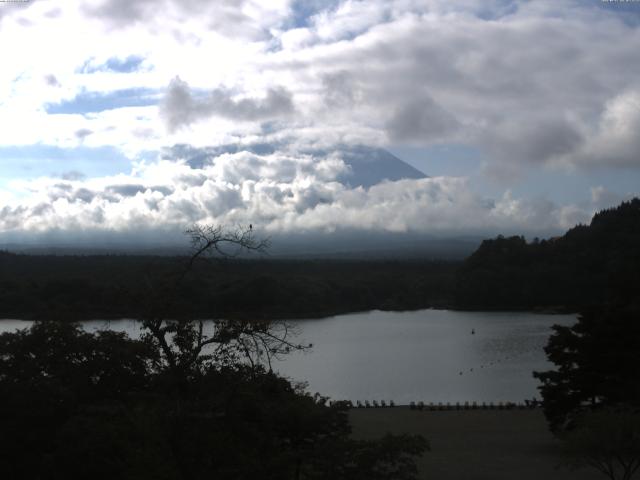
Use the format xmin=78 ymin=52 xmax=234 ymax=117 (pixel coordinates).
xmin=530 ymin=199 xmax=640 ymax=479
xmin=456 ymin=198 xmax=640 ymax=311
xmin=0 ymin=252 xmax=457 ymax=321
xmin=3 ymin=199 xmax=639 ymax=321
xmin=499 ymin=200 xmax=640 ymax=479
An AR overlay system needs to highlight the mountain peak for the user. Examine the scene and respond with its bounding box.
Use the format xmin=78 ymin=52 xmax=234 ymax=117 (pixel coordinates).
xmin=331 ymin=145 xmax=428 ymax=188
xmin=167 ymin=143 xmax=427 ymax=189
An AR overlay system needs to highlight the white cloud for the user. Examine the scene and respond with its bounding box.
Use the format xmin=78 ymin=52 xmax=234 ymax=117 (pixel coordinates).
xmin=590 ymin=185 xmax=636 ymax=211
xmin=0 ymin=146 xmax=593 ymax=240
xmin=2 ymin=0 xmax=639 ymax=169
xmin=576 ymin=90 xmax=640 ymax=168
xmin=161 ymin=77 xmax=295 ymax=132
xmin=0 ymin=0 xmax=639 ymax=242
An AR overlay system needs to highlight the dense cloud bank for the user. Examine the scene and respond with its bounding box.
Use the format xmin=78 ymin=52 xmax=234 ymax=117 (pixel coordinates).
xmin=2 ymin=0 xmax=639 ymax=168
xmin=1 ymin=0 xmax=639 ymax=243
xmin=0 ymin=145 xmax=597 ymax=244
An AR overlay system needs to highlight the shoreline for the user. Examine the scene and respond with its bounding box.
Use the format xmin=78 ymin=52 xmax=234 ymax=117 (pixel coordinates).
xmin=0 ymin=306 xmax=577 ymax=323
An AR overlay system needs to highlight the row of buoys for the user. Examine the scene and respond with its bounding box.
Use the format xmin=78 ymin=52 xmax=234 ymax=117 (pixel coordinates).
xmin=458 ymin=353 xmax=519 ymax=375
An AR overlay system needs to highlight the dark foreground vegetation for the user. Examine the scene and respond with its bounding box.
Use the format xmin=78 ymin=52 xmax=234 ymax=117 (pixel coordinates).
xmin=527 ymin=202 xmax=640 ymax=479
xmin=533 ymin=303 xmax=640 ymax=480
xmin=1 ymin=200 xmax=639 ymax=479
xmin=0 ymin=321 xmax=426 ymax=480
xmin=456 ymin=198 xmax=640 ymax=311
xmin=1 ymin=199 xmax=639 ymax=320
xmin=512 ymin=200 xmax=640 ymax=479
xmin=0 ymin=226 xmax=427 ymax=479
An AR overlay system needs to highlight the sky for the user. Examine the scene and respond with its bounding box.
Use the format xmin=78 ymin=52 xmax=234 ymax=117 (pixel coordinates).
xmin=1 ymin=0 xmax=639 ymax=247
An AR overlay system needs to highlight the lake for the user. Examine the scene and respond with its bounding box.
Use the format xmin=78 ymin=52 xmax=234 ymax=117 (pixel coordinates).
xmin=0 ymin=309 xmax=575 ymax=404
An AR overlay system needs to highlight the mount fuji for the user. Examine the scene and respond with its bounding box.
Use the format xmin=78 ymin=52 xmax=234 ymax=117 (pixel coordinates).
xmin=166 ymin=143 xmax=428 ymax=188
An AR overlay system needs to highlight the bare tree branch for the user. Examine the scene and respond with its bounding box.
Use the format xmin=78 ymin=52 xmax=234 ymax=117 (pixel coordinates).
xmin=139 ymin=224 xmax=307 ymax=378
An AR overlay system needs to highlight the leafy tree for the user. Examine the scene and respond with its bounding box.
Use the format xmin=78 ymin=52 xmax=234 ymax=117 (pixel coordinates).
xmin=535 ymin=305 xmax=640 ymax=479
xmin=0 ymin=322 xmax=158 ymax=480
xmin=533 ymin=306 xmax=640 ymax=433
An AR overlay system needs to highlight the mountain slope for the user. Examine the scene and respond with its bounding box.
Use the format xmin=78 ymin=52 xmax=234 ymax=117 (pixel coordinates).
xmin=168 ymin=143 xmax=428 ymax=188
xmin=331 ymin=145 xmax=428 ymax=188
xmin=455 ymin=198 xmax=640 ymax=310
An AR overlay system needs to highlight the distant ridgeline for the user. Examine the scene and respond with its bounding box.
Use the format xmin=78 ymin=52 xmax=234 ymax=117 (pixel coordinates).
xmin=455 ymin=198 xmax=640 ymax=311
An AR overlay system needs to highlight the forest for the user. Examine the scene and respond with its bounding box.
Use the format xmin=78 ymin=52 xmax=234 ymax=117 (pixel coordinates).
xmin=0 ymin=254 xmax=457 ymax=321
xmin=1 ymin=198 xmax=639 ymax=320
xmin=455 ymin=198 xmax=640 ymax=311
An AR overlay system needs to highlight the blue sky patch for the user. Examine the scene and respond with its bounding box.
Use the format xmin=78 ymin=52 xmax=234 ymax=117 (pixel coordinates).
xmin=0 ymin=144 xmax=133 ymax=181
xmin=79 ymin=55 xmax=145 ymax=74
xmin=45 ymin=88 xmax=159 ymax=114
xmin=476 ymin=0 xmax=519 ymax=21
xmin=388 ymin=144 xmax=483 ymax=178
xmin=286 ymin=0 xmax=341 ymax=29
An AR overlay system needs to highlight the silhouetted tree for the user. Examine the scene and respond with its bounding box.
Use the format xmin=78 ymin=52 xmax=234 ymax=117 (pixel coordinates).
xmin=534 ymin=306 xmax=640 ymax=434
xmin=139 ymin=225 xmax=308 ymax=380
xmin=0 ymin=322 xmax=158 ymax=480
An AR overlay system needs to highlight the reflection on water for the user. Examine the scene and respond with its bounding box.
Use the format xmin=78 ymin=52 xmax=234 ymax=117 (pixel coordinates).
xmin=0 ymin=309 xmax=575 ymax=404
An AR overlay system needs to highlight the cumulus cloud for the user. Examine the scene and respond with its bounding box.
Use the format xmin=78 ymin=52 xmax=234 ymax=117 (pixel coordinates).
xmin=74 ymin=128 xmax=93 ymax=140
xmin=576 ymin=90 xmax=640 ymax=168
xmin=322 ymin=70 xmax=361 ymax=108
xmin=161 ymin=77 xmax=295 ymax=132
xmin=61 ymin=171 xmax=86 ymax=181
xmin=3 ymin=0 xmax=640 ymax=169
xmin=480 ymin=113 xmax=585 ymax=172
xmin=0 ymin=145 xmax=594 ymax=243
xmin=81 ymin=0 xmax=159 ymax=27
xmin=590 ymin=185 xmax=636 ymax=211
xmin=385 ymin=94 xmax=459 ymax=143
xmin=82 ymin=0 xmax=286 ymax=40
xmin=44 ymin=74 xmax=60 ymax=87
xmin=1 ymin=0 xmax=639 ymax=245
xmin=263 ymin=0 xmax=640 ymax=169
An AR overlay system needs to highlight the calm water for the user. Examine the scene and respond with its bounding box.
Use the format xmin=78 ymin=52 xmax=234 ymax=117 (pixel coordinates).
xmin=0 ymin=309 xmax=575 ymax=404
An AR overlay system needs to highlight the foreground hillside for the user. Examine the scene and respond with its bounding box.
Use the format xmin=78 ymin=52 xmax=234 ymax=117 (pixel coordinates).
xmin=455 ymin=198 xmax=640 ymax=311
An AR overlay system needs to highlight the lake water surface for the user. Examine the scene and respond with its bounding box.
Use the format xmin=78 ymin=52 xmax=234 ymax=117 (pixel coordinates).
xmin=1 ymin=309 xmax=576 ymax=404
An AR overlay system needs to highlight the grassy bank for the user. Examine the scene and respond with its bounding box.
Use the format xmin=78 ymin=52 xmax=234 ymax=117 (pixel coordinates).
xmin=349 ymin=408 xmax=601 ymax=480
